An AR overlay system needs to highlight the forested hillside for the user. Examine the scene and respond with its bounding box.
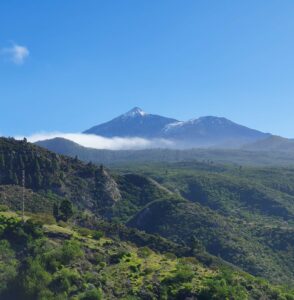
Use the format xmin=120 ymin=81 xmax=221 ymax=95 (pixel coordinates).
xmin=0 ymin=137 xmax=294 ymax=299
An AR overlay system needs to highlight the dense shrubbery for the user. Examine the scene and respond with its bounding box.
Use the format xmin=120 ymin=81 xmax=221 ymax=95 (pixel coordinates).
xmin=0 ymin=213 xmax=293 ymax=299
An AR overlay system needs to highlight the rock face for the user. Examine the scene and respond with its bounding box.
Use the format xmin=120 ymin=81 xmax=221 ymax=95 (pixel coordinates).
xmin=94 ymin=167 xmax=122 ymax=213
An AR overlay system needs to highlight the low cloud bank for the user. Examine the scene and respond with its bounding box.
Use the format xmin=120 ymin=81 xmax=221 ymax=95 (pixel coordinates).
xmin=15 ymin=132 xmax=175 ymax=150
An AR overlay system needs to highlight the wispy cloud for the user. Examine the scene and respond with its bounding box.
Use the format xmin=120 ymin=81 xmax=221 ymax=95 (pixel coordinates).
xmin=1 ymin=43 xmax=29 ymax=64
xmin=15 ymin=132 xmax=175 ymax=150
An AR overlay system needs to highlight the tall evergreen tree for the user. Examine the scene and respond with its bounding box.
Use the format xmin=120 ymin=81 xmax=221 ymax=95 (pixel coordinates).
xmin=59 ymin=199 xmax=73 ymax=221
xmin=0 ymin=153 xmax=4 ymax=169
xmin=53 ymin=203 xmax=59 ymax=221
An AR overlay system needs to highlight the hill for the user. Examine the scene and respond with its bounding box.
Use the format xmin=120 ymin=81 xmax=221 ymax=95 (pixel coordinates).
xmin=36 ymin=137 xmax=294 ymax=166
xmin=1 ymin=211 xmax=292 ymax=300
xmin=243 ymin=135 xmax=294 ymax=152
xmin=1 ymin=137 xmax=294 ymax=288
xmin=116 ymin=161 xmax=294 ymax=285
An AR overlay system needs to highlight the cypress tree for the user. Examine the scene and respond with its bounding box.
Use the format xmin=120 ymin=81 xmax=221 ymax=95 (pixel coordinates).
xmin=12 ymin=173 xmax=19 ymax=185
xmin=53 ymin=203 xmax=59 ymax=221
xmin=59 ymin=199 xmax=73 ymax=221
xmin=0 ymin=153 xmax=4 ymax=169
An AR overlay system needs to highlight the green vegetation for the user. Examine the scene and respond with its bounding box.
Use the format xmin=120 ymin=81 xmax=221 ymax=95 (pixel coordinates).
xmin=0 ymin=213 xmax=293 ymax=300
xmin=1 ymin=137 xmax=294 ymax=298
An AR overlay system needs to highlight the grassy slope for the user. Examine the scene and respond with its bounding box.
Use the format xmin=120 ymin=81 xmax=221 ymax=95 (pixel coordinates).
xmin=0 ymin=211 xmax=293 ymax=300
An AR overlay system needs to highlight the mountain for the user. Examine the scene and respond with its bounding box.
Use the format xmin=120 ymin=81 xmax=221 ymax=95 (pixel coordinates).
xmin=243 ymin=135 xmax=294 ymax=152
xmin=84 ymin=107 xmax=178 ymax=138
xmin=83 ymin=107 xmax=270 ymax=147
xmin=162 ymin=116 xmax=269 ymax=147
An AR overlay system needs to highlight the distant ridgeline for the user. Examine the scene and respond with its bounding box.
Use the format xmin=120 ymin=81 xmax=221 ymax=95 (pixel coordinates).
xmin=0 ymin=137 xmax=294 ymax=299
xmin=36 ymin=137 xmax=294 ymax=167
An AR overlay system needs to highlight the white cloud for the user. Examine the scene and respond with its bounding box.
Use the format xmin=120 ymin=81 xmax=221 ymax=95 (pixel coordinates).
xmin=1 ymin=44 xmax=29 ymax=64
xmin=15 ymin=132 xmax=175 ymax=150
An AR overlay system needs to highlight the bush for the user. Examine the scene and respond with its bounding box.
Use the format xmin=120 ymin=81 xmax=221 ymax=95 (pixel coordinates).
xmin=137 ymin=246 xmax=152 ymax=258
xmin=30 ymin=213 xmax=56 ymax=225
xmin=77 ymin=227 xmax=93 ymax=237
xmin=92 ymin=230 xmax=104 ymax=240
xmin=21 ymin=258 xmax=52 ymax=298
xmin=61 ymin=240 xmax=83 ymax=265
xmin=80 ymin=288 xmax=102 ymax=300
xmin=50 ymin=268 xmax=80 ymax=294
xmin=0 ymin=240 xmax=18 ymax=292
xmin=0 ymin=204 xmax=9 ymax=212
xmin=109 ymin=250 xmax=129 ymax=264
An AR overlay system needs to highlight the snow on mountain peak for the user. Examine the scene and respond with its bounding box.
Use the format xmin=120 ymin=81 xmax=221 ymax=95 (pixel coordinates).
xmin=123 ymin=107 xmax=147 ymax=118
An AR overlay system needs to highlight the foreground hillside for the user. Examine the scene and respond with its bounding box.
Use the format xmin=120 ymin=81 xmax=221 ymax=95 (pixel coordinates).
xmin=1 ymin=211 xmax=293 ymax=300
xmin=115 ymin=162 xmax=294 ymax=285
xmin=1 ymin=137 xmax=294 ymax=295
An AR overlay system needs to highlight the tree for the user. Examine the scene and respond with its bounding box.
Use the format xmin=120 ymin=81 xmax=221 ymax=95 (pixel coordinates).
xmin=12 ymin=173 xmax=19 ymax=185
xmin=53 ymin=203 xmax=59 ymax=221
xmin=59 ymin=200 xmax=73 ymax=221
xmin=0 ymin=153 xmax=4 ymax=169
xmin=33 ymin=159 xmax=42 ymax=188
xmin=80 ymin=288 xmax=102 ymax=300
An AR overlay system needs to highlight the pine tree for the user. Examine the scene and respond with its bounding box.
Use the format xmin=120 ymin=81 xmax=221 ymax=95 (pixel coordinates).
xmin=12 ymin=173 xmax=19 ymax=185
xmin=0 ymin=153 xmax=4 ymax=169
xmin=8 ymin=170 xmax=14 ymax=184
xmin=19 ymin=156 xmax=24 ymax=170
xmin=27 ymin=175 xmax=33 ymax=187
xmin=53 ymin=203 xmax=59 ymax=221
xmin=33 ymin=159 xmax=42 ymax=188
xmin=59 ymin=199 xmax=73 ymax=221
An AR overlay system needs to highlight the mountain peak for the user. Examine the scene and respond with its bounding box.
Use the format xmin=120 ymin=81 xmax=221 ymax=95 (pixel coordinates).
xmin=123 ymin=107 xmax=147 ymax=118
xmin=84 ymin=109 xmax=268 ymax=146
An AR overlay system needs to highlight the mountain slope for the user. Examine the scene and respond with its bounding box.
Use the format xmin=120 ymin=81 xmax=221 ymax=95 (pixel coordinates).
xmin=162 ymin=116 xmax=269 ymax=147
xmin=84 ymin=107 xmax=178 ymax=138
xmin=243 ymin=135 xmax=294 ymax=152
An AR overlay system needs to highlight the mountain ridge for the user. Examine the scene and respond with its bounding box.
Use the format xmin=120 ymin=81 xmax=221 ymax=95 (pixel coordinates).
xmin=84 ymin=107 xmax=179 ymax=138
xmin=83 ymin=107 xmax=270 ymax=148
xmin=36 ymin=137 xmax=294 ymax=167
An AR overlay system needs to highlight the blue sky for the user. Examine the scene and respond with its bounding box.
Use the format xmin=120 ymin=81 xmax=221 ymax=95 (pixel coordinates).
xmin=1 ymin=0 xmax=294 ymax=137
